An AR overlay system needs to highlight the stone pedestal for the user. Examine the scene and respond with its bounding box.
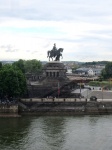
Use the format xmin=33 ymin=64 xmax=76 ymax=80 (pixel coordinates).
xmin=42 ymin=61 xmax=68 ymax=87
xmin=43 ymin=61 xmax=66 ymax=77
xmin=27 ymin=61 xmax=73 ymax=98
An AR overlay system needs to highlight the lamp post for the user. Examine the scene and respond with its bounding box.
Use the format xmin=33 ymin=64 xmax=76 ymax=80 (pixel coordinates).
xmin=102 ymin=86 xmax=103 ymax=101
xmin=87 ymin=89 xmax=88 ymax=101
xmin=58 ymin=82 xmax=60 ymax=99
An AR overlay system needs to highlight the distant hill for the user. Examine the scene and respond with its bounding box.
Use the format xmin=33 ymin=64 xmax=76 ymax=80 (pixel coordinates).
xmin=0 ymin=60 xmax=109 ymax=66
xmin=1 ymin=61 xmax=16 ymax=64
xmin=82 ymin=61 xmax=109 ymax=66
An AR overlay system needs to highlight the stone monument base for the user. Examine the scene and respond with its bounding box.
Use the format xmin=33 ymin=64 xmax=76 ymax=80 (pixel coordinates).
xmin=27 ymin=61 xmax=76 ymax=98
xmin=42 ymin=61 xmax=68 ymax=86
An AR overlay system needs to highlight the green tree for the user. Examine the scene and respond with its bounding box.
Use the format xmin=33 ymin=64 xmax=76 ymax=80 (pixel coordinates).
xmin=0 ymin=62 xmax=2 ymax=69
xmin=72 ymin=63 xmax=80 ymax=73
xmin=0 ymin=64 xmax=27 ymax=99
xmin=101 ymin=62 xmax=112 ymax=79
xmin=24 ymin=59 xmax=42 ymax=74
xmin=13 ymin=59 xmax=25 ymax=73
xmin=101 ymin=69 xmax=106 ymax=79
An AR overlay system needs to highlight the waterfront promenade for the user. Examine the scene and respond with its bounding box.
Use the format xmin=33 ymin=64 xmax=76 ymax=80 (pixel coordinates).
xmin=21 ymin=88 xmax=112 ymax=102
xmin=21 ymin=97 xmax=112 ymax=102
xmin=20 ymin=89 xmax=112 ymax=116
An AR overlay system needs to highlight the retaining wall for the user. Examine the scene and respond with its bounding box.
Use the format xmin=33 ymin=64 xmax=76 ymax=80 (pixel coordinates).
xmin=19 ymin=99 xmax=112 ymax=115
xmin=0 ymin=104 xmax=19 ymax=117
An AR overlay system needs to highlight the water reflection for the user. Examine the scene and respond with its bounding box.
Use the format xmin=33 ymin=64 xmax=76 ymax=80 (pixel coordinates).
xmin=0 ymin=116 xmax=112 ymax=150
xmin=89 ymin=115 xmax=99 ymax=125
xmin=0 ymin=117 xmax=31 ymax=150
xmin=42 ymin=117 xmax=66 ymax=150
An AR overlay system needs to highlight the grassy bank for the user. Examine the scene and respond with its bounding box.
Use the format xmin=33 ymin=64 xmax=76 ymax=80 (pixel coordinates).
xmin=89 ymin=81 xmax=112 ymax=89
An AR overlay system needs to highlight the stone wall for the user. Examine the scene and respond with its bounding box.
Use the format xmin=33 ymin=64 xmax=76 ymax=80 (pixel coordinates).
xmin=19 ymin=99 xmax=112 ymax=115
xmin=0 ymin=104 xmax=19 ymax=117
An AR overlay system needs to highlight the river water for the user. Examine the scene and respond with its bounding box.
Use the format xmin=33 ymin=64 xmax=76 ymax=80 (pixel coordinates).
xmin=0 ymin=115 xmax=112 ymax=150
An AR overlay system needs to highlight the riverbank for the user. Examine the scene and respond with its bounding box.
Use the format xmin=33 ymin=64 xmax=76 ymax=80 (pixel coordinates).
xmin=1 ymin=99 xmax=112 ymax=117
xmin=19 ymin=99 xmax=112 ymax=116
xmin=0 ymin=103 xmax=20 ymax=117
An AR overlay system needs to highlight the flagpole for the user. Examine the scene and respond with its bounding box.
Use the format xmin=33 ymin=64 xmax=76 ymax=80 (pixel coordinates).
xmin=58 ymin=82 xmax=60 ymax=99
xmin=102 ymin=86 xmax=103 ymax=101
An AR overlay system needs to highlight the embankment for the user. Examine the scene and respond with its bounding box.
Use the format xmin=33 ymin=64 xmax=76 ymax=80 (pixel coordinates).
xmin=19 ymin=98 xmax=112 ymax=115
xmin=0 ymin=103 xmax=20 ymax=117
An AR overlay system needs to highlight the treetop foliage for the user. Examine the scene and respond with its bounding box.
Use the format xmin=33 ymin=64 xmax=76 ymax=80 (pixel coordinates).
xmin=0 ymin=59 xmax=42 ymax=99
xmin=82 ymin=61 xmax=108 ymax=66
xmin=0 ymin=64 xmax=27 ymax=99
xmin=100 ymin=62 xmax=112 ymax=80
xmin=13 ymin=59 xmax=42 ymax=74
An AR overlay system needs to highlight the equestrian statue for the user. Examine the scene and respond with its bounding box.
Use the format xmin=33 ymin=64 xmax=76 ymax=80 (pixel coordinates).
xmin=47 ymin=43 xmax=63 ymax=61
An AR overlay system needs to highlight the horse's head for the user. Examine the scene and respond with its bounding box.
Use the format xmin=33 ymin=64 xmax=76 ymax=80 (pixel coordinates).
xmin=58 ymin=48 xmax=63 ymax=52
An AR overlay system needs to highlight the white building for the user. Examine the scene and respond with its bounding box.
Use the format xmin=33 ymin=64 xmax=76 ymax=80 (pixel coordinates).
xmin=66 ymin=68 xmax=72 ymax=74
xmin=74 ymin=68 xmax=94 ymax=76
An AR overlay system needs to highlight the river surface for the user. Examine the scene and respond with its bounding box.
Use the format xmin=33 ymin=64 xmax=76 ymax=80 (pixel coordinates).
xmin=0 ymin=115 xmax=112 ymax=150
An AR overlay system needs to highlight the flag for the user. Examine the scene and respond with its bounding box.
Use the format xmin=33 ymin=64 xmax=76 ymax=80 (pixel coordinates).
xmin=58 ymin=82 xmax=60 ymax=96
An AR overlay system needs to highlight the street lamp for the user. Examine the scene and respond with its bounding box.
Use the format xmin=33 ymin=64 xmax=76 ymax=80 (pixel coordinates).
xmin=102 ymin=86 xmax=103 ymax=101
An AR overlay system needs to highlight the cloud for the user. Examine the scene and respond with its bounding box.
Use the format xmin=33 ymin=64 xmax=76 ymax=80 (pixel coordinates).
xmin=0 ymin=45 xmax=18 ymax=52
xmin=0 ymin=0 xmax=112 ymax=61
xmin=0 ymin=0 xmax=112 ymax=22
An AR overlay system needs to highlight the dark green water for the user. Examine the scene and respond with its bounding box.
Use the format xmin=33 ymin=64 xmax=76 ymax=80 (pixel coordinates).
xmin=0 ymin=115 xmax=112 ymax=150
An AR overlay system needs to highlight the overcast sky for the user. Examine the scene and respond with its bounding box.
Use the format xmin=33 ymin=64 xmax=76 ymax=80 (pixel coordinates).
xmin=0 ymin=0 xmax=112 ymax=62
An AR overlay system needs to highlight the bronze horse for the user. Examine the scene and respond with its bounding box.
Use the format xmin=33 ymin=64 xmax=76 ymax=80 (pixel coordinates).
xmin=47 ymin=48 xmax=63 ymax=61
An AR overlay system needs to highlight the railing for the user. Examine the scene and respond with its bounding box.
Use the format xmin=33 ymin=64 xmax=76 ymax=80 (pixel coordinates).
xmin=21 ymin=98 xmax=87 ymax=102
xmin=21 ymin=98 xmax=112 ymax=103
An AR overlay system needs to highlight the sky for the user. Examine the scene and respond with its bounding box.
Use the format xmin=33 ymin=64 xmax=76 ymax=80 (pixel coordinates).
xmin=0 ymin=0 xmax=112 ymax=62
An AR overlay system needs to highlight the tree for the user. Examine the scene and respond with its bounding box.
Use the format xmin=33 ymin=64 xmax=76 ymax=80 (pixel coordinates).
xmin=101 ymin=62 xmax=112 ymax=79
xmin=0 ymin=62 xmax=2 ymax=69
xmin=13 ymin=59 xmax=42 ymax=74
xmin=72 ymin=63 xmax=80 ymax=72
xmin=13 ymin=59 xmax=25 ymax=73
xmin=0 ymin=64 xmax=27 ymax=99
xmin=24 ymin=59 xmax=42 ymax=74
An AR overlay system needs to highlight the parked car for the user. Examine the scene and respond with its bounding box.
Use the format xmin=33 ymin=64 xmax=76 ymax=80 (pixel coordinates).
xmin=90 ymin=96 xmax=97 ymax=101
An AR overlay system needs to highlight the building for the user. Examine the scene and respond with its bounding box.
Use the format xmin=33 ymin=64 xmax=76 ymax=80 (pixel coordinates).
xmin=93 ymin=68 xmax=103 ymax=76
xmin=74 ymin=68 xmax=94 ymax=76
